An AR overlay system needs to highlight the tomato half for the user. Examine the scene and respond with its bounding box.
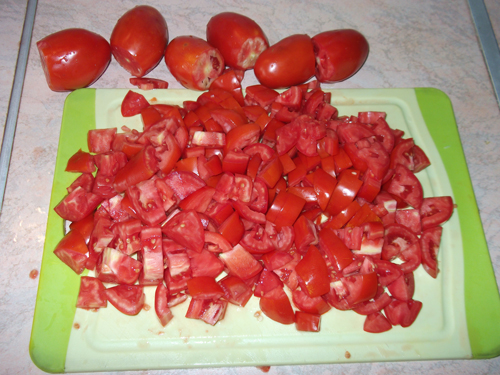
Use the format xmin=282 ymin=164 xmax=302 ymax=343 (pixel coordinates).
xmin=110 ymin=5 xmax=168 ymax=77
xmin=206 ymin=12 xmax=269 ymax=70
xmin=165 ymin=35 xmax=224 ymax=90
xmin=312 ymin=29 xmax=369 ymax=83
xmin=37 ymin=28 xmax=111 ymax=91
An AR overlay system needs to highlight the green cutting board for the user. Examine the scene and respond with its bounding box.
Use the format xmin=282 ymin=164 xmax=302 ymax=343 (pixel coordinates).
xmin=30 ymin=88 xmax=500 ymax=373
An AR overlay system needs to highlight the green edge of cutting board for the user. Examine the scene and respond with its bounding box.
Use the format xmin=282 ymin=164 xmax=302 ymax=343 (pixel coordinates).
xmin=415 ymin=87 xmax=500 ymax=358
xmin=29 ymin=89 xmax=96 ymax=373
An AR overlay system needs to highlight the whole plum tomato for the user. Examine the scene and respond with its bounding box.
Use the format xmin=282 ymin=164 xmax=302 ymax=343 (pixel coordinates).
xmin=312 ymin=29 xmax=369 ymax=83
xmin=37 ymin=28 xmax=111 ymax=91
xmin=110 ymin=5 xmax=168 ymax=77
xmin=164 ymin=35 xmax=224 ymax=90
xmin=206 ymin=12 xmax=269 ymax=70
xmin=254 ymin=34 xmax=315 ymax=89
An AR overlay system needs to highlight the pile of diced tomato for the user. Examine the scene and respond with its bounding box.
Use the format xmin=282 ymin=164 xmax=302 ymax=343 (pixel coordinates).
xmin=53 ymin=78 xmax=454 ymax=333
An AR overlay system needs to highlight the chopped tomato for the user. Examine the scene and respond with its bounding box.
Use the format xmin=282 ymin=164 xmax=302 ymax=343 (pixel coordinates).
xmin=295 ymin=245 xmax=330 ymax=298
xmin=219 ymin=244 xmax=263 ymax=280
xmin=105 ymin=285 xmax=145 ymax=315
xmin=295 ymin=311 xmax=321 ymax=332
xmin=76 ymin=276 xmax=107 ymax=309
xmin=259 ymin=286 xmax=295 ymax=325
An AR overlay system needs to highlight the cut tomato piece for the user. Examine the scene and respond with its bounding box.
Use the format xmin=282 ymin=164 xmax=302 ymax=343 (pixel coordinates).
xmin=185 ymin=298 xmax=228 ymax=326
xmin=113 ymin=145 xmax=159 ymax=193
xmin=419 ymin=196 xmax=454 ymax=230
xmin=105 ymin=285 xmax=145 ymax=315
xmin=318 ymin=227 xmax=356 ymax=272
xmin=420 ymin=226 xmax=443 ymax=278
xmin=292 ymin=288 xmax=331 ymax=315
xmin=259 ymin=286 xmax=295 ymax=325
xmin=155 ymin=282 xmax=174 ymax=327
xmin=66 ymin=149 xmax=95 ymax=173
xmin=187 ymin=276 xmax=225 ymax=299
xmin=121 ymin=90 xmax=150 ymax=117
xmin=219 ymin=244 xmax=263 ymax=280
xmin=162 ymin=210 xmax=205 ymax=252
xmin=76 ymin=276 xmax=107 ymax=309
xmin=295 ymin=245 xmax=330 ymax=298
xmin=295 ymin=311 xmax=321 ymax=332
xmin=363 ymin=312 xmax=392 ymax=333
xmin=384 ymin=164 xmax=423 ymax=209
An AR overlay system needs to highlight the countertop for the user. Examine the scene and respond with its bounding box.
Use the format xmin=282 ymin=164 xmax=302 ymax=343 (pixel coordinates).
xmin=1 ymin=0 xmax=500 ymax=374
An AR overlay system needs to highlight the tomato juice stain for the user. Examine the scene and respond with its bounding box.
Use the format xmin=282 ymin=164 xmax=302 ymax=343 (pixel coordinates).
xmin=29 ymin=269 xmax=39 ymax=279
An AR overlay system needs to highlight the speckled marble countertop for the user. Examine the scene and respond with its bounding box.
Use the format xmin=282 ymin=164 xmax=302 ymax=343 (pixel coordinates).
xmin=1 ymin=0 xmax=500 ymax=374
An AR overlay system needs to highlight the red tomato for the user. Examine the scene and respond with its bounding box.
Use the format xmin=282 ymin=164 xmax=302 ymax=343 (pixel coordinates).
xmin=185 ymin=298 xmax=227 ymax=325
xmin=292 ymin=288 xmax=331 ymax=315
xmin=54 ymin=248 xmax=87 ymax=275
xmin=387 ymin=272 xmax=415 ymax=301
xmin=363 ymin=312 xmax=392 ymax=333
xmin=382 ymin=224 xmax=422 ymax=273
xmin=219 ymin=275 xmax=253 ymax=307
xmin=187 ymin=276 xmax=225 ymax=299
xmin=113 ymin=146 xmax=159 ymax=193
xmin=419 ymin=196 xmax=454 ymax=230
xmin=121 ymin=91 xmax=150 ymax=117
xmin=219 ymin=244 xmax=263 ymax=280
xmin=206 ymin=12 xmax=269 ymax=70
xmin=110 ymin=6 xmax=168 ymax=77
xmin=88 ymin=128 xmax=117 ymax=154
xmin=384 ymin=164 xmax=424 ymax=209
xmin=65 ymin=149 xmax=95 ymax=174
xmin=318 ymin=227 xmax=356 ymax=272
xmin=37 ymin=28 xmax=111 ymax=91
xmin=76 ymin=276 xmax=107 ymax=309
xmin=312 ymin=29 xmax=369 ymax=83
xmin=341 ymin=272 xmax=378 ymax=306
xmin=295 ymin=245 xmax=330 ymax=298
xmin=420 ymin=226 xmax=443 ymax=278
xmin=165 ymin=36 xmax=225 ymax=90
xmin=105 ymin=285 xmax=145 ymax=316
xmin=155 ymin=283 xmax=174 ymax=327
xmin=54 ymin=186 xmax=102 ymax=222
xmin=254 ymin=34 xmax=316 ymax=89
xmin=259 ymin=286 xmax=295 ymax=325
xmin=295 ymin=311 xmax=321 ymax=332
xmin=162 ymin=210 xmax=205 ymax=252
xmin=384 ymin=298 xmax=422 ymax=327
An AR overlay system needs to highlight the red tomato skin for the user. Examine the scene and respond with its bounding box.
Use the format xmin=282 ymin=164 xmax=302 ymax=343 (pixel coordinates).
xmin=259 ymin=287 xmax=295 ymax=325
xmin=165 ymin=36 xmax=225 ymax=90
xmin=363 ymin=312 xmax=392 ymax=333
xmin=312 ymin=29 xmax=369 ymax=83
xmin=295 ymin=311 xmax=321 ymax=332
xmin=110 ymin=5 xmax=168 ymax=77
xmin=105 ymin=285 xmax=145 ymax=316
xmin=254 ymin=34 xmax=316 ymax=89
xmin=206 ymin=12 xmax=269 ymax=70
xmin=295 ymin=245 xmax=330 ymax=298
xmin=37 ymin=28 xmax=111 ymax=91
xmin=65 ymin=149 xmax=95 ymax=174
